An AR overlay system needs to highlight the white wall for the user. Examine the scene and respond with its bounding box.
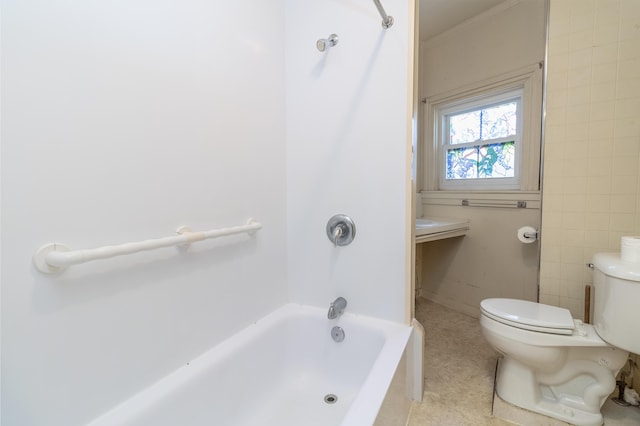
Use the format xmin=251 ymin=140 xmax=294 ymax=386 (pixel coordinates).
xmin=417 ymin=204 xmax=540 ymax=316
xmin=421 ymin=0 xmax=546 ymax=100
xmin=417 ymin=0 xmax=546 ymax=317
xmin=419 ymin=0 xmax=545 ymax=190
xmin=286 ymin=0 xmax=413 ymax=323
xmin=1 ymin=1 xmax=287 ymax=425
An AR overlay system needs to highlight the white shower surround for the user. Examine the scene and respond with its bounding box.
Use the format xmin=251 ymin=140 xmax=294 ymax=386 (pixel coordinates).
xmin=0 ymin=0 xmax=415 ymax=424
xmin=286 ymin=0 xmax=413 ymax=323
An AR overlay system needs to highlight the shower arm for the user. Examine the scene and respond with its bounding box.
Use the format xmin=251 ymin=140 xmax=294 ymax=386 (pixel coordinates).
xmin=372 ymin=0 xmax=394 ymax=29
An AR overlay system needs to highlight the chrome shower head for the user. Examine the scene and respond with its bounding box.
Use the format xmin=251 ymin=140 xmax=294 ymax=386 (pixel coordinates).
xmin=316 ymin=34 xmax=338 ymax=52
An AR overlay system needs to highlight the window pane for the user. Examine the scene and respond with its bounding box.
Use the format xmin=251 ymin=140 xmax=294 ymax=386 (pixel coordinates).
xmin=480 ymin=102 xmax=517 ymax=140
xmin=448 ymin=100 xmax=517 ymax=144
xmin=478 ymin=141 xmax=515 ymax=178
xmin=446 ymin=146 xmax=478 ymax=179
xmin=446 ymin=141 xmax=515 ymax=180
xmin=449 ymin=111 xmax=480 ymax=144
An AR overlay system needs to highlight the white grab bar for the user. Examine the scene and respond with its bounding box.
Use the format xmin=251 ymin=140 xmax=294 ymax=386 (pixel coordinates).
xmin=33 ymin=219 xmax=262 ymax=274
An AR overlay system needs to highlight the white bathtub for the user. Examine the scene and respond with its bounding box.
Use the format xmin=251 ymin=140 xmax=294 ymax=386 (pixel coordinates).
xmin=88 ymin=304 xmax=414 ymax=426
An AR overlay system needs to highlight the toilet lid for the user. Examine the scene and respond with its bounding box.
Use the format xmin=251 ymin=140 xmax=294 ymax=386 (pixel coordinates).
xmin=481 ymin=298 xmax=575 ymax=335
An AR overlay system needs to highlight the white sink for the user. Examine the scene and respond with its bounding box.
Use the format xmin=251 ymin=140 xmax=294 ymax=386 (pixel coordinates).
xmin=415 ymin=217 xmax=469 ymax=243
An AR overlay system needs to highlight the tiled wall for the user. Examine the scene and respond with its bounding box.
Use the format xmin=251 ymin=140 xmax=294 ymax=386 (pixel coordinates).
xmin=540 ymin=0 xmax=640 ymax=319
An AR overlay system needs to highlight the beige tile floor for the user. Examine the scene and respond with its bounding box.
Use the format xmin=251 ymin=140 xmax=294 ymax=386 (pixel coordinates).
xmin=407 ymin=297 xmax=640 ymax=426
xmin=408 ymin=298 xmax=512 ymax=426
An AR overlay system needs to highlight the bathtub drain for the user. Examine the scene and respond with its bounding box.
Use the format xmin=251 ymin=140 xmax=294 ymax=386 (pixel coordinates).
xmin=324 ymin=394 xmax=338 ymax=404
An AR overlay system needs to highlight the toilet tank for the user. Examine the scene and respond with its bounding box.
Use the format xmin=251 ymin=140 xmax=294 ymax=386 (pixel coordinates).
xmin=592 ymin=252 xmax=640 ymax=354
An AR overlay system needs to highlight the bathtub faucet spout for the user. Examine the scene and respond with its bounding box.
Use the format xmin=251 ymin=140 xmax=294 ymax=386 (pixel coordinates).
xmin=328 ymin=297 xmax=347 ymax=319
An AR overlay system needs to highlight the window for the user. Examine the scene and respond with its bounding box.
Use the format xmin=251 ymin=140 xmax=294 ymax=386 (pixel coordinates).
xmin=421 ymin=65 xmax=543 ymax=193
xmin=439 ymin=89 xmax=523 ymax=190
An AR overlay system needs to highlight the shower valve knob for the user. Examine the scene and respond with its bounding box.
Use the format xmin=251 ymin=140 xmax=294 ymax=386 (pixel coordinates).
xmin=326 ymin=214 xmax=356 ymax=247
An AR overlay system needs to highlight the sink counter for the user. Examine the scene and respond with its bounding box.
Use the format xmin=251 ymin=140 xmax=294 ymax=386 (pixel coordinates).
xmin=415 ymin=217 xmax=469 ymax=243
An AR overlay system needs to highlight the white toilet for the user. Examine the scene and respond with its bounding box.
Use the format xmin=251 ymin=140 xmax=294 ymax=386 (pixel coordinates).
xmin=480 ymin=252 xmax=640 ymax=426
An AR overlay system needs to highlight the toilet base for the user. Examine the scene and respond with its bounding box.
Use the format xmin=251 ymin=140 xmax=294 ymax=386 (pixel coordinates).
xmin=493 ymin=389 xmax=573 ymax=426
xmin=495 ymin=357 xmax=609 ymax=426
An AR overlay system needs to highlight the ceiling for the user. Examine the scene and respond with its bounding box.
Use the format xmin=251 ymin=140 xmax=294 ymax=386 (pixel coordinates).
xmin=419 ymin=0 xmax=506 ymax=41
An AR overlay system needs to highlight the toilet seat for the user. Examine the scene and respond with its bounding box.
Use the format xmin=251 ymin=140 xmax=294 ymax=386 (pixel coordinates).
xmin=481 ymin=298 xmax=575 ymax=335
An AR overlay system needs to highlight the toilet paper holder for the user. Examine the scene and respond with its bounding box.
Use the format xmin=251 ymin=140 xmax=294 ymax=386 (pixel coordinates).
xmin=517 ymin=226 xmax=539 ymax=243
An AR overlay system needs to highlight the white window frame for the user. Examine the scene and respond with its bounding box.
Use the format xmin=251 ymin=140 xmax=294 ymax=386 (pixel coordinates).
xmin=421 ymin=64 xmax=543 ymax=193
xmin=438 ymin=88 xmax=523 ymax=190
